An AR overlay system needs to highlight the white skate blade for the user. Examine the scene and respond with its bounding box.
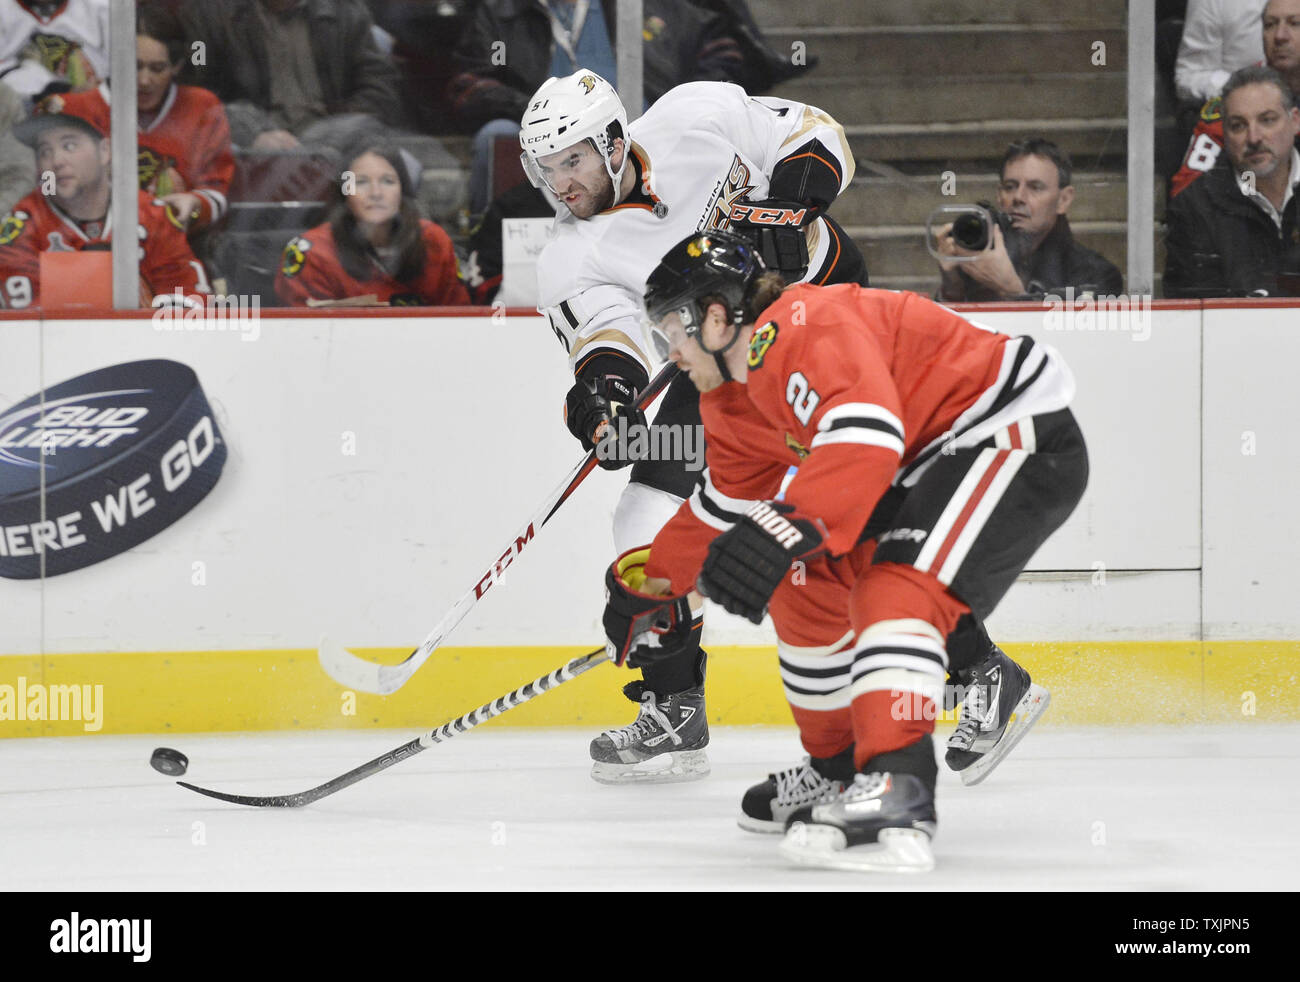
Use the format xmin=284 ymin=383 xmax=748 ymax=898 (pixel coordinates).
xmin=590 ymin=749 xmax=710 ymax=785
xmin=737 ymin=814 xmax=786 ymax=835
xmin=959 ymin=683 xmax=1051 ymax=787
xmin=779 ymin=824 xmax=935 ymax=873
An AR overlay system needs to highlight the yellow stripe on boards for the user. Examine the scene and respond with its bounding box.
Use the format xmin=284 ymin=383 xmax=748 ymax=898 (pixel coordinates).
xmin=0 ymin=642 xmax=1295 ymax=737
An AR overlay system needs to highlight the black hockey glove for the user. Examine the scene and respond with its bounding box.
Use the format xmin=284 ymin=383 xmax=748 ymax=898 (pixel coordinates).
xmin=697 ymin=501 xmax=827 ymax=624
xmin=604 ymin=547 xmax=697 ymax=668
xmin=564 ymin=375 xmax=648 ymax=470
xmin=729 ymin=198 xmax=814 ymax=280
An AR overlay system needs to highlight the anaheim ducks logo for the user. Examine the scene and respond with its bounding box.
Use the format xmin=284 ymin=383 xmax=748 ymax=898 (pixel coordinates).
xmin=281 ymin=236 xmax=311 ymax=276
xmin=702 ymin=156 xmax=757 ymax=231
xmin=0 ymin=211 xmax=28 ymax=246
xmin=687 ymin=237 xmax=706 ymax=257
xmin=578 ymin=74 xmax=597 ymax=94
xmin=747 ymin=321 xmax=778 ymax=368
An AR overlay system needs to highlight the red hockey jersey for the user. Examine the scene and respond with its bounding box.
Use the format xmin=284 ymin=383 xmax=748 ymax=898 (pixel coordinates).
xmin=646 ymin=285 xmax=1075 ymax=592
xmin=1171 ymin=96 xmax=1227 ymax=197
xmin=0 ymin=188 xmax=207 ymax=309
xmin=275 ymin=219 xmax=472 ymax=307
xmin=103 ymin=83 xmax=234 ymax=230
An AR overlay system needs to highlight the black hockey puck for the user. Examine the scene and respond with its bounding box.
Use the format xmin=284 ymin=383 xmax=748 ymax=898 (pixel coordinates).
xmin=150 ymin=747 xmax=189 ymax=777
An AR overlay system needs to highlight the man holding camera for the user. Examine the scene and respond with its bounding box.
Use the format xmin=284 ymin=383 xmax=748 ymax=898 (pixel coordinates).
xmin=934 ymin=139 xmax=1123 ymax=301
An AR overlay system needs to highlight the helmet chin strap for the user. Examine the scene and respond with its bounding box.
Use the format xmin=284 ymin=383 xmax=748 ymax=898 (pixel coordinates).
xmin=714 ymin=351 xmax=733 ymax=383
xmin=701 ymin=321 xmax=742 ymax=383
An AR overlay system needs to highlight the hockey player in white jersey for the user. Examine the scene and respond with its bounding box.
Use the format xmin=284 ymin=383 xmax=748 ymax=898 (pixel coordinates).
xmin=519 ymin=69 xmax=870 ymax=784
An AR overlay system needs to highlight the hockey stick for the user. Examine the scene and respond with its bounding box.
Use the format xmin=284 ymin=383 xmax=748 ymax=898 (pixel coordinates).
xmin=318 ymin=361 xmax=679 ymax=695
xmin=177 ymin=647 xmax=610 ymax=807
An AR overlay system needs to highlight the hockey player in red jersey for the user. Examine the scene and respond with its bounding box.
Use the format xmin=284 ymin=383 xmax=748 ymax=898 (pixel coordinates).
xmin=276 ymin=141 xmax=470 ymax=307
xmin=518 ymin=68 xmax=869 ymax=784
xmin=601 ymin=231 xmax=1088 ymax=871
xmin=0 ymin=90 xmax=209 ymax=309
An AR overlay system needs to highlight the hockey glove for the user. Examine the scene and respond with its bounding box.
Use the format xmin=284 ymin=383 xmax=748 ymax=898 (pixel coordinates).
xmin=563 ymin=375 xmax=649 ymax=470
xmin=604 ymin=547 xmax=696 ymax=668
xmin=729 ymin=198 xmax=813 ymax=280
xmin=697 ymin=501 xmax=827 ymax=624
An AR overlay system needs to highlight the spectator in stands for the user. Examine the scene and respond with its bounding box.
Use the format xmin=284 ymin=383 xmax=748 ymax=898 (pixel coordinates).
xmin=0 ymin=80 xmax=36 ymax=215
xmin=0 ymin=90 xmax=209 ymax=309
xmin=0 ymin=0 xmax=110 ymax=106
xmin=275 ymin=139 xmax=470 ymax=306
xmin=934 ymin=139 xmax=1124 ymax=302
xmin=1164 ymin=65 xmax=1300 ymax=297
xmin=1171 ymin=0 xmax=1300 ymax=195
xmin=447 ymin=0 xmax=751 ymax=215
xmin=67 ymin=3 xmax=235 ymax=235
xmin=179 ymin=0 xmax=401 ymax=152
xmin=1268 ymin=0 xmax=1300 ymax=88
xmin=1175 ymin=0 xmax=1269 ymax=104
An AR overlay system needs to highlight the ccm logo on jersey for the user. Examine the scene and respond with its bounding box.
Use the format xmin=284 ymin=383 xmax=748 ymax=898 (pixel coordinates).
xmin=729 ymin=203 xmax=808 ymax=226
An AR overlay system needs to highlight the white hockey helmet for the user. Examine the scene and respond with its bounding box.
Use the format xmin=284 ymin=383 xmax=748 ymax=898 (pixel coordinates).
xmin=519 ymin=69 xmax=630 ymax=195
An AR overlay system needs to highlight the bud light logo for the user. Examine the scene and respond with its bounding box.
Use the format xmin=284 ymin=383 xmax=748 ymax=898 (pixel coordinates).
xmin=0 ymin=360 xmax=228 ymax=578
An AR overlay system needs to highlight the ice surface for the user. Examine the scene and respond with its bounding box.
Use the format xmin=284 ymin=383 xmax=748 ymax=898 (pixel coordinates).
xmin=2 ymin=725 xmax=1297 ymax=890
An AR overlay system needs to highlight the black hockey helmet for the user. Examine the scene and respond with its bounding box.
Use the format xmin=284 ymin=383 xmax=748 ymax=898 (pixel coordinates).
xmin=643 ymin=230 xmax=767 ymax=356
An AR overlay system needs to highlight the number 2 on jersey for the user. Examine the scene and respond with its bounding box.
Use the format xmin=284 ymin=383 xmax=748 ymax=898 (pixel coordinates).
xmin=786 ymin=371 xmax=820 ymax=425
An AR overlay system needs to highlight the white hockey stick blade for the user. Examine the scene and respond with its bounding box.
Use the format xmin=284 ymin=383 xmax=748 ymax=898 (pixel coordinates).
xmin=317 ymin=633 xmax=446 ymax=695
xmin=318 ymin=635 xmax=388 ymax=694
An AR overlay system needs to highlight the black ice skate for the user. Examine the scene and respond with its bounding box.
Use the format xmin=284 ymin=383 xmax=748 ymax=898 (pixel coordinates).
xmin=590 ymin=681 xmax=709 ymax=784
xmin=945 ymin=647 xmax=1050 ymax=786
xmin=779 ymin=771 xmax=937 ymax=872
xmin=738 ymin=748 xmax=854 ymax=834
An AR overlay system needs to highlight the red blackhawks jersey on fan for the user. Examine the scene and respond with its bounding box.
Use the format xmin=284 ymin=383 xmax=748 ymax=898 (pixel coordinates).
xmin=275 ymin=220 xmax=472 ymax=306
xmin=0 ymin=188 xmax=207 ymax=309
xmin=1171 ymin=96 xmax=1227 ymax=196
xmin=645 ymin=285 xmax=1075 ymax=591
xmin=92 ymin=82 xmax=235 ymax=229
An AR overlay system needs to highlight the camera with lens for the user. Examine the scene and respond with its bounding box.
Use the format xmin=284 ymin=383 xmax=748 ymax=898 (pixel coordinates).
xmin=925 ymin=202 xmax=1024 ymax=266
xmin=949 ymin=201 xmax=1015 ymax=251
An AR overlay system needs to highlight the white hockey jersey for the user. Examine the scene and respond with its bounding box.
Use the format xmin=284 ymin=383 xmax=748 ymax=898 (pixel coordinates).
xmin=534 ymin=81 xmax=856 ymax=381
xmin=0 ymin=0 xmax=111 ymax=103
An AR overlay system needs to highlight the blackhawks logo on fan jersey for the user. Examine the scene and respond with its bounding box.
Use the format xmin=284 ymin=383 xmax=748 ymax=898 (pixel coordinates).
xmin=281 ymin=236 xmax=311 ymax=276
xmin=0 ymin=211 xmax=27 ymax=246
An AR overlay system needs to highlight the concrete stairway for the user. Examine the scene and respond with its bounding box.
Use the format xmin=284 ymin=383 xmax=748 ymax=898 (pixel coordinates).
xmin=754 ymin=0 xmax=1157 ymax=294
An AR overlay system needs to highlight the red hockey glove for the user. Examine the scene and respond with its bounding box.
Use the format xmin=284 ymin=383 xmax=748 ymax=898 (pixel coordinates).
xmin=603 ymin=547 xmax=696 ymax=668
xmin=697 ymin=501 xmax=826 ymax=624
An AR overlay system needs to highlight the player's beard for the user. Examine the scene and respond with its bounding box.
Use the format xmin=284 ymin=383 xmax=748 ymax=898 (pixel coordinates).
xmin=563 ymin=169 xmax=616 ymax=219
